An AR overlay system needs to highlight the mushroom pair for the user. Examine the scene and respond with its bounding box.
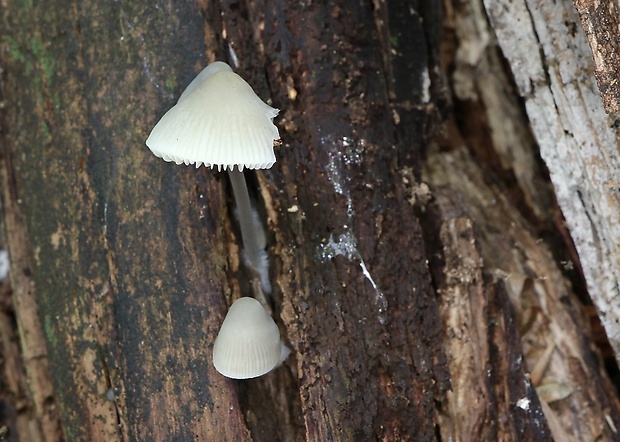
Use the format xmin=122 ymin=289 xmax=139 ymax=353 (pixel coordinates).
xmin=146 ymin=61 xmax=285 ymax=378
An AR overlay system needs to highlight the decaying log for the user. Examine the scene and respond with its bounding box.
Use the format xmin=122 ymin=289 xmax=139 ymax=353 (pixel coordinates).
xmin=0 ymin=116 xmax=62 ymax=440
xmin=0 ymin=0 xmax=619 ymax=440
xmin=426 ymin=148 xmax=620 ymax=441
xmin=0 ymin=0 xmax=451 ymax=439
xmin=1 ymin=1 xmax=248 ymax=440
xmin=481 ymin=0 xmax=620 ymax=366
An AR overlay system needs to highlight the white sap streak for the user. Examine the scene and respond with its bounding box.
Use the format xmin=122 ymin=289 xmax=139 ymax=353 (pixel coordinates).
xmin=360 ymin=260 xmax=388 ymax=325
xmin=320 ymin=233 xmax=388 ymax=324
xmin=319 ymin=134 xmax=386 ymax=323
xmin=322 ymin=134 xmax=365 ymax=219
xmin=359 ymin=260 xmax=377 ymax=290
xmin=325 ymin=149 xmax=354 ymax=218
xmin=320 ymin=232 xmax=358 ymax=261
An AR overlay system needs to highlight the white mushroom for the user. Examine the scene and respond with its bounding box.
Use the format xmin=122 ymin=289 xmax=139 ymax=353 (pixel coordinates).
xmin=146 ymin=61 xmax=279 ymax=293
xmin=146 ymin=61 xmax=278 ymax=170
xmin=212 ymin=297 xmax=281 ymax=379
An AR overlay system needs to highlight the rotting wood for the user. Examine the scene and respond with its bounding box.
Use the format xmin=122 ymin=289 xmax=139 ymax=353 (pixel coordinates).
xmin=482 ymin=0 xmax=620 ymax=367
xmin=1 ymin=0 xmax=619 ymax=440
xmin=1 ymin=1 xmax=251 ymax=440
xmin=1 ymin=0 xmax=451 ymax=439
xmin=425 ymin=148 xmax=620 ymax=441
xmin=262 ymin=2 xmax=451 ymax=439
xmin=0 ymin=117 xmax=62 ymax=440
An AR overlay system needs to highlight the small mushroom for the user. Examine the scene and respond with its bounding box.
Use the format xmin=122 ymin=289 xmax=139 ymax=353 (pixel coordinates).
xmin=146 ymin=61 xmax=279 ymax=293
xmin=212 ymin=297 xmax=281 ymax=379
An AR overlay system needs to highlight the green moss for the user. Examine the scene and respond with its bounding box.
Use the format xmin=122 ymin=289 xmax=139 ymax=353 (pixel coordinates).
xmin=3 ymin=34 xmax=53 ymax=83
xmin=30 ymin=34 xmax=54 ymax=83
xmin=165 ymin=77 xmax=175 ymax=94
xmin=40 ymin=120 xmax=51 ymax=139
xmin=44 ymin=314 xmax=58 ymax=349
xmin=4 ymin=36 xmax=26 ymax=63
xmin=390 ymin=35 xmax=399 ymax=48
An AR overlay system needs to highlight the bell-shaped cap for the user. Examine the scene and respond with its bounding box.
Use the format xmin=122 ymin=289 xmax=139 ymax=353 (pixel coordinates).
xmin=146 ymin=61 xmax=279 ymax=171
xmin=212 ymin=297 xmax=281 ymax=379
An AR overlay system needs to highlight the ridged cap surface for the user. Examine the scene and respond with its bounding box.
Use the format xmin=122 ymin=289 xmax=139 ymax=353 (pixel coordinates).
xmin=213 ymin=297 xmax=281 ymax=379
xmin=146 ymin=62 xmax=279 ymax=171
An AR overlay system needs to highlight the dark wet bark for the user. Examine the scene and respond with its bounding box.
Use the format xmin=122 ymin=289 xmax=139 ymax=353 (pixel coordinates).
xmin=0 ymin=1 xmax=619 ymax=441
xmin=574 ymin=0 xmax=620 ymax=114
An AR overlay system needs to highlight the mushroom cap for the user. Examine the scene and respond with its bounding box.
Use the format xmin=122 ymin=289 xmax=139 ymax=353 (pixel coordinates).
xmin=212 ymin=297 xmax=281 ymax=379
xmin=178 ymin=61 xmax=232 ymax=102
xmin=146 ymin=61 xmax=279 ymax=171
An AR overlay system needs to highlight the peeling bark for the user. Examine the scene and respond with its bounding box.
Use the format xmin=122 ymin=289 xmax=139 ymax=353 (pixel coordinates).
xmin=481 ymin=0 xmax=620 ymax=367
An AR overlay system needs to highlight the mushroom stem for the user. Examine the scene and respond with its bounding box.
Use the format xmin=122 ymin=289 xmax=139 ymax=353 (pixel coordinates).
xmin=227 ymin=167 xmax=269 ymax=291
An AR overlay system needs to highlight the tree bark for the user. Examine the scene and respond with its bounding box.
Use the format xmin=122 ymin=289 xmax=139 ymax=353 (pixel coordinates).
xmin=482 ymin=0 xmax=620 ymax=370
xmin=573 ymin=0 xmax=620 ymax=114
xmin=0 ymin=0 xmax=619 ymax=441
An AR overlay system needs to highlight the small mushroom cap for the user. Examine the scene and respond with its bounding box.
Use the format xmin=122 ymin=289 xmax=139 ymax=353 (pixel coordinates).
xmin=212 ymin=297 xmax=281 ymax=379
xmin=146 ymin=61 xmax=279 ymax=171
